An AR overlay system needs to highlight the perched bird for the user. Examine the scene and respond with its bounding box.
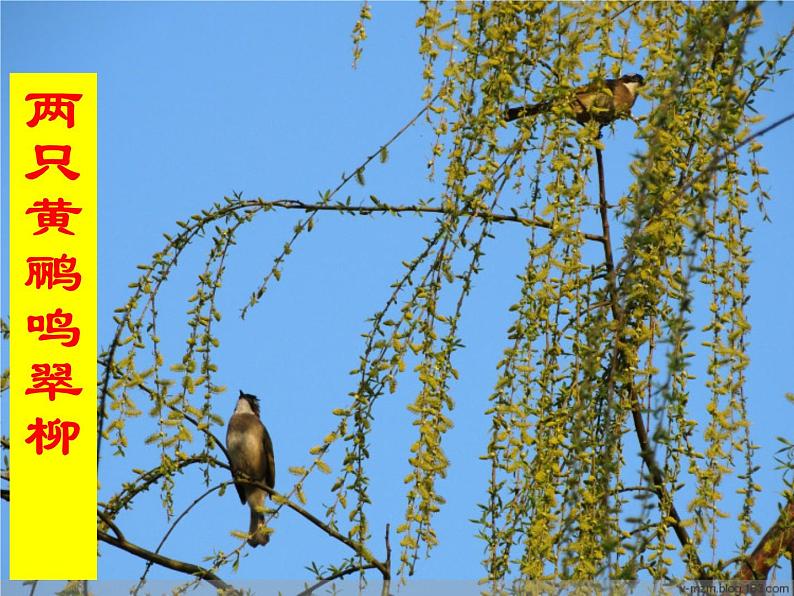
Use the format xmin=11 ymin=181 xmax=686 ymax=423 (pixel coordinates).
xmin=506 ymin=73 xmax=645 ymax=125
xmin=226 ymin=390 xmax=276 ymax=547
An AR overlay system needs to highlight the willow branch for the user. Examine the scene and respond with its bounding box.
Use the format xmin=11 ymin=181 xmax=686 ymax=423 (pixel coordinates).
xmin=132 ymin=482 xmax=227 ymax=595
xmin=97 ymin=530 xmax=239 ymax=594
xmin=97 ymin=510 xmax=125 ymax=541
xmin=118 ymin=378 xmax=230 ymax=464
xmin=96 ymin=220 xmax=213 ymax=464
xmin=239 ymin=92 xmax=441 ymax=318
xmin=227 ymin=470 xmax=388 ymax=578
xmin=616 ymin=109 xmax=794 ymax=278
xmin=382 ymin=523 xmax=392 ymax=596
xmin=102 ymin=454 xmax=221 ymax=518
xmin=236 ymin=197 xmax=605 ymax=243
xmin=596 ymin=146 xmax=704 ymax=576
xmin=168 ymin=399 xmax=230 ymax=462
xmin=680 ymin=110 xmax=794 ymax=201
xmin=296 ymin=563 xmax=378 ymax=596
xmin=331 ymin=92 xmax=440 ymax=199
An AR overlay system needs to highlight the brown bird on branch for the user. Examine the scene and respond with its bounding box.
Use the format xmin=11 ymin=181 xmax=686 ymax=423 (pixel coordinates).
xmin=506 ymin=73 xmax=645 ymax=125
xmin=226 ymin=390 xmax=276 ymax=547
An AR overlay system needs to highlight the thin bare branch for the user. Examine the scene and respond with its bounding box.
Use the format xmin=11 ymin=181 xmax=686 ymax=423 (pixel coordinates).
xmin=131 ymin=483 xmax=227 ymax=595
xmin=98 ymin=530 xmax=240 ymax=594
xmin=296 ymin=563 xmax=377 ymax=596
xmin=228 ymin=472 xmax=388 ymax=578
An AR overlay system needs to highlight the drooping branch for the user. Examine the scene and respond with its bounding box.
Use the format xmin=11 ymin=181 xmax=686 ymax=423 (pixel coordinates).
xmin=614 ymin=109 xmax=794 ymax=280
xmin=76 ymin=5 xmax=794 ymax=587
xmin=595 ymin=145 xmax=704 ymax=576
xmin=239 ymin=91 xmax=442 ymax=318
xmin=98 ymin=91 xmax=444 ymax=457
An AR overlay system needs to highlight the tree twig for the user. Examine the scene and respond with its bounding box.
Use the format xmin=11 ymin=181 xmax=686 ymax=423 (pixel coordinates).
xmin=296 ymin=563 xmax=377 ymax=596
xmin=97 ymin=510 xmax=125 ymax=541
xmin=102 ymin=453 xmax=221 ymax=517
xmin=131 ymin=482 xmax=227 ymax=595
xmin=228 ymin=472 xmax=389 ymax=578
xmin=237 ymin=197 xmax=606 ymax=243
xmin=382 ymin=523 xmax=392 ymax=596
xmin=97 ymin=530 xmax=240 ymax=595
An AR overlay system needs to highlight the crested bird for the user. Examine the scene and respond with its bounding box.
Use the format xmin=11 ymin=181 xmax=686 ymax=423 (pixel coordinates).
xmin=226 ymin=390 xmax=276 ymax=547
xmin=506 ymin=73 xmax=645 ymax=126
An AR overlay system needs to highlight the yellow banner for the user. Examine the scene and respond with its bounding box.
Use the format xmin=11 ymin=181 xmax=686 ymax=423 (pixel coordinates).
xmin=9 ymin=73 xmax=97 ymax=579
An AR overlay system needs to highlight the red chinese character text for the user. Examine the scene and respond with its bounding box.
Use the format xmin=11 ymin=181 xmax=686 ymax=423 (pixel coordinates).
xmin=25 ymin=93 xmax=83 ymax=129
xmin=25 ymin=198 xmax=82 ymax=236
xmin=27 ymin=308 xmax=80 ymax=347
xmin=25 ymin=363 xmax=83 ymax=401
xmin=25 ymin=417 xmax=80 ymax=455
xmin=25 ymin=145 xmax=80 ymax=181
xmin=25 ymin=254 xmax=81 ymax=291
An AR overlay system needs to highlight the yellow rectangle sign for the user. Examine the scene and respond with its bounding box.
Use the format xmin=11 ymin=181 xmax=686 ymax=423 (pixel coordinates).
xmin=9 ymin=73 xmax=97 ymax=579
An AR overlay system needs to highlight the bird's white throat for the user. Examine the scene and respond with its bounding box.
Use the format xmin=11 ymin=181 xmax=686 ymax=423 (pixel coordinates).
xmin=234 ymin=398 xmax=257 ymax=416
xmin=623 ymin=81 xmax=641 ymax=97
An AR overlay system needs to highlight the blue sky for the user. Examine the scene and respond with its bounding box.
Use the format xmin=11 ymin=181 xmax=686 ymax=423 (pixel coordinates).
xmin=2 ymin=1 xmax=794 ymax=590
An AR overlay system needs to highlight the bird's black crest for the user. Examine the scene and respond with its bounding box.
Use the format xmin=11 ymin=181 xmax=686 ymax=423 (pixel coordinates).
xmin=239 ymin=390 xmax=261 ymax=416
xmin=621 ymin=73 xmax=645 ymax=86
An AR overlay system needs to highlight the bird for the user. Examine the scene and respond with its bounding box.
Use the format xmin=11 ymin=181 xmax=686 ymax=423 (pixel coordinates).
xmin=226 ymin=390 xmax=276 ymax=547
xmin=505 ymin=73 xmax=645 ymax=126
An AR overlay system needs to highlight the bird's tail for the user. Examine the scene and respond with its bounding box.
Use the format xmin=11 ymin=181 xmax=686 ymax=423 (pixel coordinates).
xmin=248 ymin=502 xmax=270 ymax=547
xmin=505 ymin=100 xmax=551 ymax=122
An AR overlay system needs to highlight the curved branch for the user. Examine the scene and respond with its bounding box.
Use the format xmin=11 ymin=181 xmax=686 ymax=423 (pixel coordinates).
xmin=102 ymin=454 xmax=221 ymax=517
xmin=169 ymin=400 xmax=230 ymax=462
xmin=97 ymin=530 xmax=240 ymax=594
xmin=225 ymin=470 xmax=388 ymax=578
xmin=296 ymin=563 xmax=377 ymax=596
xmin=97 ymin=510 xmax=125 ymax=541
xmin=9 ymin=483 xmax=233 ymax=590
xmin=132 ymin=482 xmax=227 ymax=595
xmin=235 ymin=197 xmax=605 ymax=243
